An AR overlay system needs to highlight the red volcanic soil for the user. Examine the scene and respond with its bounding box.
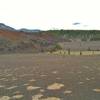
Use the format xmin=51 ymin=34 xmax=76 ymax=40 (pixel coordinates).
xmin=0 ymin=29 xmax=26 ymax=40
xmin=0 ymin=30 xmax=55 ymax=42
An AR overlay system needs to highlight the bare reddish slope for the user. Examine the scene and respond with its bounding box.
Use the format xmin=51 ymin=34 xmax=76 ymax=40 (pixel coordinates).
xmin=0 ymin=29 xmax=26 ymax=40
xmin=0 ymin=30 xmax=56 ymax=42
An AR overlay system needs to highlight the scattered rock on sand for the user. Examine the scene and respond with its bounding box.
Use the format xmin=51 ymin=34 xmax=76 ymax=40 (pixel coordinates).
xmin=86 ymin=78 xmax=90 ymax=81
xmin=40 ymin=74 xmax=47 ymax=77
xmin=64 ymin=90 xmax=72 ymax=94
xmin=0 ymin=85 xmax=5 ymax=88
xmin=32 ymin=93 xmax=43 ymax=100
xmin=6 ymin=86 xmax=18 ymax=90
xmin=0 ymin=96 xmax=10 ymax=100
xmin=23 ymin=84 xmax=28 ymax=86
xmin=12 ymin=94 xmax=24 ymax=99
xmin=52 ymin=71 xmax=58 ymax=74
xmin=29 ymin=79 xmax=36 ymax=82
xmin=27 ymin=86 xmax=40 ymax=91
xmin=78 ymin=81 xmax=84 ymax=85
xmin=41 ymin=97 xmax=61 ymax=100
xmin=93 ymin=88 xmax=100 ymax=93
xmin=40 ymin=89 xmax=45 ymax=92
xmin=47 ymin=83 xmax=64 ymax=90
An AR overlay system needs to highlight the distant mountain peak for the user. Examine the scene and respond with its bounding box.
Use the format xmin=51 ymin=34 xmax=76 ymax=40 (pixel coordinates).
xmin=0 ymin=23 xmax=15 ymax=31
xmin=0 ymin=23 xmax=5 ymax=25
xmin=0 ymin=23 xmax=41 ymax=33
xmin=18 ymin=28 xmax=41 ymax=33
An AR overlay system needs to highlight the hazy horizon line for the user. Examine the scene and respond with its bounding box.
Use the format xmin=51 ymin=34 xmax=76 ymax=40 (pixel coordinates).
xmin=1 ymin=22 xmax=100 ymax=31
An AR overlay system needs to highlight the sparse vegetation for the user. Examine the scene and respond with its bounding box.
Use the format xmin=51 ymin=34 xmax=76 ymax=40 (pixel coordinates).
xmin=0 ymin=29 xmax=100 ymax=53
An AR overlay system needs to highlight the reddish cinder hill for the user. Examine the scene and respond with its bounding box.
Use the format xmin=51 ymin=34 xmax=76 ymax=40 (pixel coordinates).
xmin=0 ymin=30 xmax=55 ymax=42
xmin=0 ymin=29 xmax=26 ymax=40
xmin=0 ymin=29 xmax=56 ymax=53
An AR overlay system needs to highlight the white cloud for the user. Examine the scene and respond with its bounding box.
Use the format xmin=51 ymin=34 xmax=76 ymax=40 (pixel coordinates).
xmin=0 ymin=0 xmax=100 ymax=30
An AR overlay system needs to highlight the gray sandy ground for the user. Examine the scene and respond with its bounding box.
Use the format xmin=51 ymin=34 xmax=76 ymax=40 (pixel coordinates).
xmin=0 ymin=54 xmax=100 ymax=100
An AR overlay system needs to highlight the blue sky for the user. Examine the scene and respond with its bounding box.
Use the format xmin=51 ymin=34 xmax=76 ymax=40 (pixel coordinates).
xmin=0 ymin=0 xmax=100 ymax=30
